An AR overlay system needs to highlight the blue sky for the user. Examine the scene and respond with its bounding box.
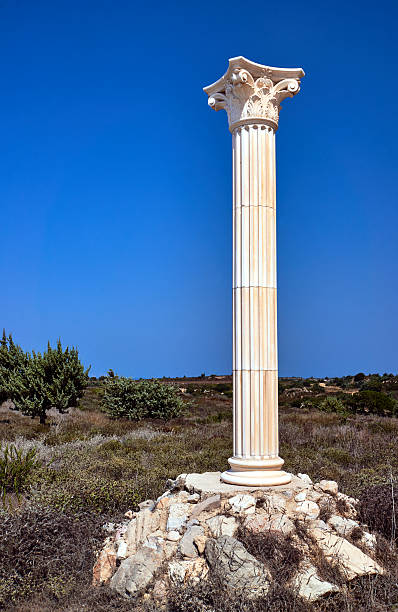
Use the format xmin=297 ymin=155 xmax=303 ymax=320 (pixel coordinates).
xmin=1 ymin=0 xmax=397 ymax=377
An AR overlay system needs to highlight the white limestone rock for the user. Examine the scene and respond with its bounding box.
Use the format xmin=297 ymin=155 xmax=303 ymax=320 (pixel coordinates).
xmin=312 ymin=528 xmax=384 ymax=580
xmin=110 ymin=547 xmax=164 ymax=598
xmin=264 ymin=494 xmax=287 ymax=513
xmin=328 ymin=515 xmax=359 ymax=537
xmin=168 ymin=558 xmax=208 ymax=584
xmin=179 ymin=525 xmax=204 ymax=559
xmin=206 ymin=515 xmax=238 ymax=538
xmin=298 ymin=473 xmax=313 ymax=485
xmin=228 ymin=494 xmax=256 ymax=515
xmin=293 ymin=564 xmax=338 ymax=601
xmin=317 ymin=480 xmax=338 ymax=496
xmin=295 ymin=490 xmax=307 ymax=502
xmin=166 ymin=530 xmax=181 ymax=542
xmin=361 ymin=531 xmax=377 ymax=549
xmin=166 ymin=502 xmax=191 ymax=532
xmin=187 ymin=493 xmax=200 ymax=503
xmin=295 ymin=500 xmax=320 ymax=520
xmin=245 ymin=512 xmax=295 ymax=536
xmin=125 ymin=507 xmax=162 ymax=556
xmin=205 ymin=536 xmax=271 ymax=598
xmin=116 ymin=540 xmax=127 ymax=560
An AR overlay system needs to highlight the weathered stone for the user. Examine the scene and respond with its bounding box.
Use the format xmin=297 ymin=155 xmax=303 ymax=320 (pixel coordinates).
xmin=298 ymin=473 xmax=313 ymax=485
xmin=126 ymin=507 xmax=162 ymax=556
xmin=184 ymin=472 xmax=306 ymax=498
xmin=139 ymin=499 xmax=155 ymax=510
xmin=295 ymin=491 xmax=307 ymax=502
xmin=187 ymin=493 xmax=200 ymax=503
xmin=245 ymin=513 xmax=295 ymax=536
xmin=116 ymin=540 xmax=127 ymax=560
xmin=361 ymin=532 xmax=377 ymax=549
xmin=292 ymin=563 xmax=338 ymax=601
xmin=205 ymin=536 xmax=271 ymax=597
xmin=295 ymin=500 xmax=320 ymax=520
xmin=190 ymin=494 xmax=221 ymax=519
xmin=229 ymin=494 xmax=256 ymax=515
xmin=328 ymin=515 xmax=358 ymax=537
xmin=124 ymin=510 xmax=133 ymax=519
xmin=110 ymin=547 xmax=163 ymax=597
xmin=166 ymin=530 xmax=181 ymax=542
xmin=194 ymin=534 xmax=207 ymax=554
xmin=309 ymin=519 xmax=331 ymax=531
xmin=169 ymin=558 xmax=208 ymax=584
xmin=92 ymin=541 xmax=117 ymax=585
xmin=156 ymin=496 xmax=171 ymax=511
xmin=166 ymin=502 xmax=191 ymax=532
xmin=263 ymin=494 xmax=287 ymax=513
xmin=144 ymin=536 xmax=163 ymax=551
xmin=179 ymin=525 xmax=204 ymax=558
xmin=312 ymin=528 xmax=384 ymax=580
xmin=206 ymin=515 xmax=238 ymax=538
xmin=317 ymin=480 xmax=338 ymax=496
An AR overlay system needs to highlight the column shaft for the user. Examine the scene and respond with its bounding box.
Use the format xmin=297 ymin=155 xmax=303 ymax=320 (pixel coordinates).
xmin=233 ymin=124 xmax=278 ymax=460
xmin=222 ymin=124 xmax=290 ymax=486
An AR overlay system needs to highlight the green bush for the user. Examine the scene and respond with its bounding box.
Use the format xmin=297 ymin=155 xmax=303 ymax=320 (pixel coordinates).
xmin=0 ymin=444 xmax=39 ymax=502
xmin=3 ymin=338 xmax=90 ymax=424
xmin=347 ymin=391 xmax=397 ymax=416
xmin=318 ymin=396 xmax=351 ymax=416
xmin=102 ymin=378 xmax=184 ymax=420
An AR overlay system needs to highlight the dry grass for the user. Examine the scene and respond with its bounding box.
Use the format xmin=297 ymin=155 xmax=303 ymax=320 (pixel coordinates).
xmin=0 ymin=383 xmax=397 ymax=611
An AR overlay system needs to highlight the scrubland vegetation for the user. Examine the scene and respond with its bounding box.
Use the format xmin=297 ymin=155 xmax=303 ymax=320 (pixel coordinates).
xmin=0 ymin=337 xmax=397 ymax=611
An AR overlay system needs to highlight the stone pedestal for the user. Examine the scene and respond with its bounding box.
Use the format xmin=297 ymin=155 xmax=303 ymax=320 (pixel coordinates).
xmin=204 ymin=57 xmax=304 ymax=486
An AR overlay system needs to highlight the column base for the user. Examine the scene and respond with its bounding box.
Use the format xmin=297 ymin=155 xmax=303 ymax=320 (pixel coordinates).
xmin=221 ymin=456 xmax=291 ymax=487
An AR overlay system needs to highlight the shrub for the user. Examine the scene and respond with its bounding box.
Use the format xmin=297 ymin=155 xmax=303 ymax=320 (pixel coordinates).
xmin=361 ymin=375 xmax=382 ymax=392
xmin=102 ymin=378 xmax=184 ymax=420
xmin=358 ymin=483 xmax=398 ymax=540
xmin=318 ymin=396 xmax=350 ymax=416
xmin=347 ymin=391 xmax=397 ymax=416
xmin=0 ymin=443 xmax=39 ymax=502
xmin=8 ymin=339 xmax=90 ymax=424
xmin=0 ymin=508 xmax=104 ymax=608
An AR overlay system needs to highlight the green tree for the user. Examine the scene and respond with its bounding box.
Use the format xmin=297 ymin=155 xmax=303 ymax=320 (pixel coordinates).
xmin=0 ymin=331 xmax=27 ymax=404
xmin=347 ymin=390 xmax=397 ymax=416
xmin=8 ymin=339 xmax=90 ymax=424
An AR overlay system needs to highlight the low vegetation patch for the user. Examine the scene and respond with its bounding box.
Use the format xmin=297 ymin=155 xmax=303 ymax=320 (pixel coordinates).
xmin=102 ymin=377 xmax=185 ymax=420
xmin=0 ymin=371 xmax=397 ymax=610
xmin=0 ymin=443 xmax=40 ymax=504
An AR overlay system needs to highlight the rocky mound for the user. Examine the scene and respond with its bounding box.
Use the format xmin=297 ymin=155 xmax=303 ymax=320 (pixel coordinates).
xmin=93 ymin=472 xmax=384 ymax=604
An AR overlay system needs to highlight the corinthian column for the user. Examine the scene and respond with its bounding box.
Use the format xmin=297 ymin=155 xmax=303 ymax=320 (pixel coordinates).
xmin=204 ymin=57 xmax=304 ymax=486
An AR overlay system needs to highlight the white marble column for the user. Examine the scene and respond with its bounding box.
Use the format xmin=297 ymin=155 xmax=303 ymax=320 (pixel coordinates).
xmin=204 ymin=57 xmax=304 ymax=486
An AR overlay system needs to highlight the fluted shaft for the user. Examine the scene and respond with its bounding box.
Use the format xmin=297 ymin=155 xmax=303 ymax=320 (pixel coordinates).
xmin=232 ymin=124 xmax=278 ymax=460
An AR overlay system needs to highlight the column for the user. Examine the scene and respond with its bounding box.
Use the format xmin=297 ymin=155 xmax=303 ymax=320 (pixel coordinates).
xmin=204 ymin=57 xmax=304 ymax=486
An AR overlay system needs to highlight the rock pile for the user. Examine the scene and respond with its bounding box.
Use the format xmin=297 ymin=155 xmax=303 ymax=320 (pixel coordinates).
xmin=93 ymin=472 xmax=383 ymax=603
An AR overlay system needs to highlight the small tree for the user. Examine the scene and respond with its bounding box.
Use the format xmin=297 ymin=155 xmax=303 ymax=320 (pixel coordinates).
xmin=347 ymin=390 xmax=397 ymax=417
xmin=9 ymin=339 xmax=90 ymax=424
xmin=0 ymin=331 xmax=27 ymax=404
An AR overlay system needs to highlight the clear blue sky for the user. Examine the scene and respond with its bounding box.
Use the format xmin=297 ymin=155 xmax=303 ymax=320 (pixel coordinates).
xmin=1 ymin=0 xmax=397 ymax=378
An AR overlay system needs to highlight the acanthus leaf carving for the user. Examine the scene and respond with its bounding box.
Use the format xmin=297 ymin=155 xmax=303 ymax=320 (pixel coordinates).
xmin=204 ymin=58 xmax=304 ymax=132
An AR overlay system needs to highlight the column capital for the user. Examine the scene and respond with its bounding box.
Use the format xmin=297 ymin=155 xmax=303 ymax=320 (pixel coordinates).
xmin=204 ymin=56 xmax=304 ymax=132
